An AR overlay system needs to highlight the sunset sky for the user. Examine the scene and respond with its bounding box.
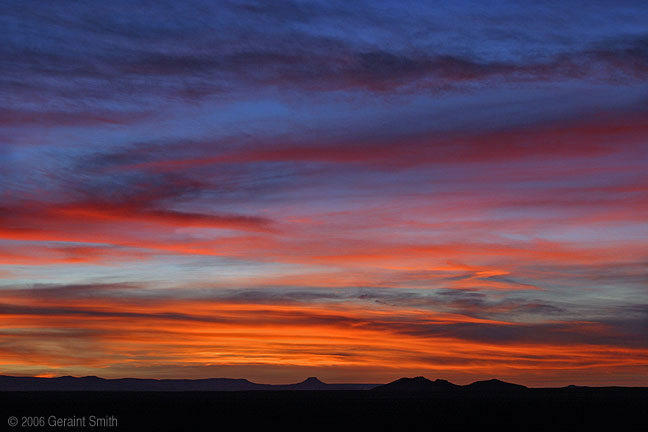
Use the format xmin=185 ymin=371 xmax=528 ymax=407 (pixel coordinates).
xmin=1 ymin=0 xmax=647 ymax=386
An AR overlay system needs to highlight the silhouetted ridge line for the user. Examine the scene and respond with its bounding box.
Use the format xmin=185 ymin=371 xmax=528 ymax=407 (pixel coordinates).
xmin=5 ymin=375 xmax=643 ymax=392
xmin=0 ymin=375 xmax=378 ymax=391
xmin=464 ymin=378 xmax=527 ymax=391
xmin=373 ymin=377 xmax=530 ymax=392
xmin=373 ymin=376 xmax=461 ymax=392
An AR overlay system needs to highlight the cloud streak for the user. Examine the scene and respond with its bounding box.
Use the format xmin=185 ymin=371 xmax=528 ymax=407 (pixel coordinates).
xmin=1 ymin=287 xmax=647 ymax=384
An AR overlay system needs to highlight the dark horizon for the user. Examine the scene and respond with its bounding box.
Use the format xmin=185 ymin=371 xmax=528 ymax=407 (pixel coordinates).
xmin=2 ymin=376 xmax=646 ymax=430
xmin=2 ymin=373 xmax=647 ymax=390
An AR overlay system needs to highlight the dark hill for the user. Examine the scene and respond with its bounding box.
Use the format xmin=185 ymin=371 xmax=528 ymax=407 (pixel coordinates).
xmin=282 ymin=377 xmax=328 ymax=390
xmin=373 ymin=376 xmax=461 ymax=392
xmin=464 ymin=378 xmax=527 ymax=391
xmin=276 ymin=377 xmax=378 ymax=390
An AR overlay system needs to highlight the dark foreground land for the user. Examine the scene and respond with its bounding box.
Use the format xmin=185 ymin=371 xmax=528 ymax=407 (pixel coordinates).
xmin=1 ymin=388 xmax=647 ymax=432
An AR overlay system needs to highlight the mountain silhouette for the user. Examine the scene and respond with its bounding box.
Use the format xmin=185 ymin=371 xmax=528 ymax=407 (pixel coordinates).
xmin=275 ymin=377 xmax=378 ymax=390
xmin=373 ymin=376 xmax=461 ymax=392
xmin=373 ymin=377 xmax=531 ymax=392
xmin=0 ymin=375 xmax=265 ymax=391
xmin=464 ymin=378 xmax=527 ymax=391
xmin=282 ymin=377 xmax=328 ymax=390
xmin=5 ymin=375 xmax=630 ymax=393
xmin=0 ymin=375 xmax=377 ymax=391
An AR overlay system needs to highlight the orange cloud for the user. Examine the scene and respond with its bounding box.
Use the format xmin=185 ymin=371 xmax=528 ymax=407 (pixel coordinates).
xmin=1 ymin=295 xmax=647 ymax=385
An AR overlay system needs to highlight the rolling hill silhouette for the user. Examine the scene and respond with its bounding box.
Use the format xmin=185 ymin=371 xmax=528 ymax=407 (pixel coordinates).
xmin=373 ymin=376 xmax=461 ymax=392
xmin=281 ymin=377 xmax=329 ymax=390
xmin=373 ymin=377 xmax=530 ymax=392
xmin=0 ymin=375 xmax=377 ymax=391
xmin=1 ymin=374 xmax=640 ymax=392
xmin=464 ymin=378 xmax=527 ymax=391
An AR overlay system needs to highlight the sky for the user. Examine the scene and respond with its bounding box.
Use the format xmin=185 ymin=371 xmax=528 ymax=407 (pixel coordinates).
xmin=1 ymin=0 xmax=647 ymax=386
